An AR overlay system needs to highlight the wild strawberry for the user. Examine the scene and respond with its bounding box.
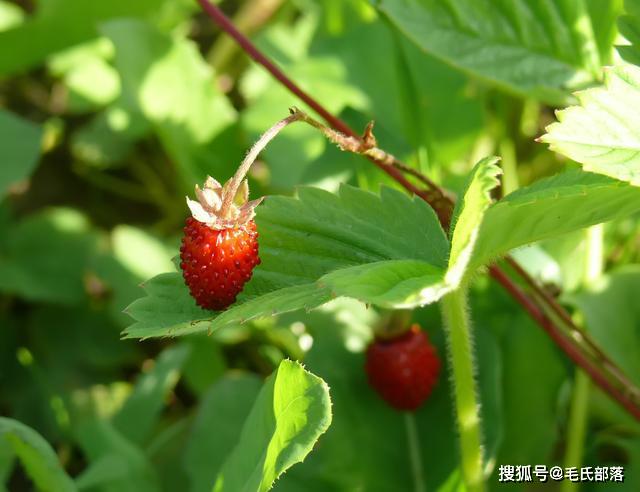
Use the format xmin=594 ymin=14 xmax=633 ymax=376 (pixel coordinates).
xmin=365 ymin=324 xmax=440 ymax=411
xmin=180 ymin=176 xmax=262 ymax=311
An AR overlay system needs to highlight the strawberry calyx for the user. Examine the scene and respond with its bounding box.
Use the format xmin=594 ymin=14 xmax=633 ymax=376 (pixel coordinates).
xmin=186 ymin=176 xmax=263 ymax=231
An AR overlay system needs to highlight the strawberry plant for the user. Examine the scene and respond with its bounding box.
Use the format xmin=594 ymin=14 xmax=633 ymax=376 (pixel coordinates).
xmin=3 ymin=0 xmax=640 ymax=491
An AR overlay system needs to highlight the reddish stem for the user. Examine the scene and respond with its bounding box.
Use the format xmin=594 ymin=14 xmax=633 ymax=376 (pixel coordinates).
xmin=489 ymin=266 xmax=640 ymax=420
xmin=505 ymin=256 xmax=640 ymax=399
xmin=195 ymin=0 xmax=430 ymax=203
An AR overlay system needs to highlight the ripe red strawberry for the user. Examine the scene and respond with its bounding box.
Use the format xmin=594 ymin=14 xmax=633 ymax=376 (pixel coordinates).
xmin=365 ymin=324 xmax=440 ymax=411
xmin=180 ymin=176 xmax=262 ymax=311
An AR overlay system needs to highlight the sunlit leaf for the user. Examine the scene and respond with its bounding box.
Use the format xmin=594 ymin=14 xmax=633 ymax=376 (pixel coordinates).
xmin=213 ymin=360 xmax=332 ymax=492
xmin=0 ymin=418 xmax=75 ymax=492
xmin=379 ymin=0 xmax=601 ymax=104
xmin=541 ymin=64 xmax=640 ymax=186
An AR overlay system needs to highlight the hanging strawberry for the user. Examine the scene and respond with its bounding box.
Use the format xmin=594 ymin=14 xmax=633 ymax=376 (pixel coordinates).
xmin=180 ymin=176 xmax=262 ymax=311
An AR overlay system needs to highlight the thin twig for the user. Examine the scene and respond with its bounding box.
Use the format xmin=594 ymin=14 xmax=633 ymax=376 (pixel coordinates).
xmin=221 ymin=111 xmax=302 ymax=216
xmin=489 ymin=265 xmax=640 ymax=420
xmin=505 ymin=256 xmax=640 ymax=401
xmin=196 ymin=0 xmax=441 ymax=209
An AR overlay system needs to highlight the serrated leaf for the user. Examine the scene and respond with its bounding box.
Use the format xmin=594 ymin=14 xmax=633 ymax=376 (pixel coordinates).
xmin=378 ymin=0 xmax=600 ymax=105
xmin=0 ymin=110 xmax=42 ymax=197
xmin=322 ymin=157 xmax=501 ymax=306
xmin=123 ymin=272 xmax=211 ymax=339
xmin=541 ymin=63 xmax=640 ymax=185
xmin=0 ymin=417 xmax=76 ymax=492
xmin=213 ymin=360 xmax=332 ymax=492
xmin=470 ymin=169 xmax=640 ymax=269
xmin=124 ymin=184 xmax=449 ymax=338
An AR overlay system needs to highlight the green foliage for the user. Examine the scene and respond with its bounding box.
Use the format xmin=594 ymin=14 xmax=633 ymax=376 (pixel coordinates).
xmin=0 ymin=418 xmax=75 ymax=492
xmin=4 ymin=1 xmax=640 ymax=490
xmin=618 ymin=0 xmax=640 ymax=66
xmin=0 ymin=110 xmax=42 ymax=198
xmin=123 ymin=272 xmax=211 ymax=339
xmin=124 ymin=184 xmax=450 ymax=338
xmin=541 ymin=64 xmax=640 ymax=186
xmin=0 ymin=0 xmax=166 ymax=75
xmin=112 ymin=344 xmax=190 ymax=445
xmin=184 ymin=374 xmax=263 ymax=492
xmin=378 ymin=0 xmax=601 ymax=105
xmin=48 ymin=39 xmax=120 ymax=113
xmin=471 ymin=169 xmax=640 ymax=269
xmin=213 ymin=359 xmax=332 ymax=492
xmin=102 ymin=19 xmax=236 ymax=189
xmin=0 ymin=208 xmax=98 ymax=304
xmin=447 ymin=157 xmax=502 ymax=284
xmin=74 ymin=419 xmax=161 ymax=492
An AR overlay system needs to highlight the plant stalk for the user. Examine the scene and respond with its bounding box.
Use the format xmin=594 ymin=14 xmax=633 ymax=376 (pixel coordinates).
xmin=404 ymin=413 xmax=426 ymax=492
xmin=562 ymin=224 xmax=603 ymax=491
xmin=441 ymin=287 xmax=485 ymax=492
xmin=220 ymin=111 xmax=302 ymax=217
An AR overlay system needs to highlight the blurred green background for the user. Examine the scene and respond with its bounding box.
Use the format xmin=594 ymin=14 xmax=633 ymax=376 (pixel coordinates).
xmin=1 ymin=0 xmax=640 ymax=491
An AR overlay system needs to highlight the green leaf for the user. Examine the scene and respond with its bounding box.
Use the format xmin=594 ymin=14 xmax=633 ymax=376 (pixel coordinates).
xmin=102 ymin=19 xmax=236 ymax=189
xmin=111 ymin=226 xmax=174 ymax=280
xmin=587 ymin=0 xmax=623 ymax=65
xmin=48 ymin=38 xmax=120 ymax=113
xmin=618 ymin=0 xmax=640 ymax=66
xmin=183 ymin=374 xmax=263 ymax=492
xmin=446 ymin=156 xmax=502 ymax=285
xmin=123 ymin=272 xmax=211 ymax=339
xmin=541 ymin=63 xmax=640 ymax=186
xmin=274 ymin=304 xmax=502 ymax=491
xmin=181 ymin=335 xmax=226 ymax=397
xmin=124 ymin=184 xmax=449 ymax=338
xmin=0 ymin=417 xmax=76 ymax=492
xmin=0 ymin=1 xmax=24 ymax=31
xmin=378 ymin=0 xmax=600 ymax=105
xmin=74 ymin=419 xmax=160 ymax=492
xmin=495 ymin=312 xmax=566 ymax=467
xmin=322 ymin=157 xmax=501 ymax=306
xmin=0 ymin=110 xmax=42 ymax=197
xmin=0 ymin=0 xmax=165 ymax=75
xmin=470 ymin=169 xmax=640 ymax=269
xmin=213 ymin=359 xmax=332 ymax=492
xmin=112 ymin=344 xmax=190 ymax=444
xmin=0 ymin=208 xmax=99 ymax=304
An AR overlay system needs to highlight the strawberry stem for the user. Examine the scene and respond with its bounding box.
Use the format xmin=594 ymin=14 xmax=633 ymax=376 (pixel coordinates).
xmin=441 ymin=287 xmax=485 ymax=492
xmin=562 ymin=224 xmax=603 ymax=492
xmin=220 ymin=110 xmax=303 ymax=218
xmin=404 ymin=413 xmax=426 ymax=492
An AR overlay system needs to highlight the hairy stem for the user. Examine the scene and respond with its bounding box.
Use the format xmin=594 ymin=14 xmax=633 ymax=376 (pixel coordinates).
xmin=441 ymin=287 xmax=485 ymax=492
xmin=220 ymin=111 xmax=302 ymax=217
xmin=562 ymin=370 xmax=590 ymax=491
xmin=562 ymin=224 xmax=603 ymax=491
xmin=405 ymin=413 xmax=426 ymax=492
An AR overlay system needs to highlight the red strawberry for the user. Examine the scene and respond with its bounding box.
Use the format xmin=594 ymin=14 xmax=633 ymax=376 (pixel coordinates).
xmin=180 ymin=176 xmax=263 ymax=311
xmin=365 ymin=324 xmax=440 ymax=411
